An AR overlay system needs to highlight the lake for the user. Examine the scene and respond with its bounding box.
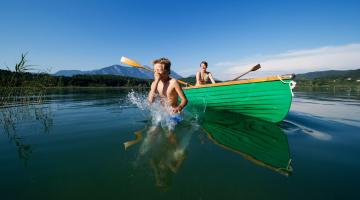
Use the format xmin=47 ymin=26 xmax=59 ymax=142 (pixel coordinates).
xmin=0 ymin=88 xmax=359 ymax=200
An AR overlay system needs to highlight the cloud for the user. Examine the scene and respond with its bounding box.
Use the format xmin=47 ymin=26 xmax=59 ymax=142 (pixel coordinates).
xmin=213 ymin=43 xmax=360 ymax=80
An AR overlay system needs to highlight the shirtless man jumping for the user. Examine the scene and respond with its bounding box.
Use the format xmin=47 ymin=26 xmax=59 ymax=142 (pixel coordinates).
xmin=148 ymin=58 xmax=188 ymax=114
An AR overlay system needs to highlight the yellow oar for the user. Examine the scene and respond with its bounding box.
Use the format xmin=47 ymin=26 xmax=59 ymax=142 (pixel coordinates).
xmin=123 ymin=129 xmax=144 ymax=150
xmin=121 ymin=56 xmax=192 ymax=86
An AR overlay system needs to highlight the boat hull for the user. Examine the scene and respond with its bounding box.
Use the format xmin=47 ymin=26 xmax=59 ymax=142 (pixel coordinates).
xmin=183 ymin=75 xmax=295 ymax=123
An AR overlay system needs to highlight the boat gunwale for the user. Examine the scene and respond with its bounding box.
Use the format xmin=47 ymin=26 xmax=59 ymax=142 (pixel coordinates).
xmin=183 ymin=74 xmax=295 ymax=90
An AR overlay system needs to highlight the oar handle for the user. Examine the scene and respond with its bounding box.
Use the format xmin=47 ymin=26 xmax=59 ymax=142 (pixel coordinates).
xmin=177 ymin=79 xmax=190 ymax=86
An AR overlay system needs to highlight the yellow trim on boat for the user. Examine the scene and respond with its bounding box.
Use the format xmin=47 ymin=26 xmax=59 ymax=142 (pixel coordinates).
xmin=183 ymin=74 xmax=294 ymax=90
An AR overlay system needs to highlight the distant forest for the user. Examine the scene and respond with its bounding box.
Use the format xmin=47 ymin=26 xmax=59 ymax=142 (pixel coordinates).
xmin=0 ymin=69 xmax=151 ymax=88
xmin=2 ymin=68 xmax=360 ymax=88
xmin=294 ymin=69 xmax=360 ymax=87
xmin=180 ymin=71 xmax=360 ymax=88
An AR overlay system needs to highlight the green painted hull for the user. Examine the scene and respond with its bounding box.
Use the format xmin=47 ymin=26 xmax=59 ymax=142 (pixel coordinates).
xmin=184 ymin=76 xmax=295 ymax=123
xmin=200 ymin=110 xmax=292 ymax=175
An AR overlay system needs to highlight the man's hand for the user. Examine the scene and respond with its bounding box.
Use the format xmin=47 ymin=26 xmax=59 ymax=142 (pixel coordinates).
xmin=148 ymin=74 xmax=160 ymax=103
xmin=172 ymin=106 xmax=182 ymax=113
xmin=154 ymin=72 xmax=161 ymax=82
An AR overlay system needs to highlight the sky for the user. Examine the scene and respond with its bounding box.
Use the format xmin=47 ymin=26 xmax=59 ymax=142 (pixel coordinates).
xmin=1 ymin=0 xmax=360 ymax=80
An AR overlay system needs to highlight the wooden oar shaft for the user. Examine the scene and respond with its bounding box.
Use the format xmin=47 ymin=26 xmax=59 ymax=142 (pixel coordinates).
xmin=139 ymin=65 xmax=189 ymax=86
xmin=233 ymin=71 xmax=251 ymax=80
xmin=138 ymin=65 xmax=153 ymax=72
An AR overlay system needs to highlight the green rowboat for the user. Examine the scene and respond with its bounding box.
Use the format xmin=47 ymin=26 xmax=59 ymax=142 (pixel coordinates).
xmin=183 ymin=74 xmax=296 ymax=123
xmin=200 ymin=109 xmax=292 ymax=176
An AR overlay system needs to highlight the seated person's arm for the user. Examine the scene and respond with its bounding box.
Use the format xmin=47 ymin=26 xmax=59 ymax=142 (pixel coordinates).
xmin=195 ymin=72 xmax=201 ymax=85
xmin=209 ymin=73 xmax=216 ymax=84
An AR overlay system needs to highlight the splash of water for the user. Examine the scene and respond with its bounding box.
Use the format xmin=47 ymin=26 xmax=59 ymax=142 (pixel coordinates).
xmin=126 ymin=90 xmax=149 ymax=111
xmin=126 ymin=90 xmax=182 ymax=130
xmin=126 ymin=90 xmax=200 ymax=163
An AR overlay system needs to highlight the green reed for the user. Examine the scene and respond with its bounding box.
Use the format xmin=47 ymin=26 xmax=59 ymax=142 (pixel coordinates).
xmin=1 ymin=53 xmax=48 ymax=106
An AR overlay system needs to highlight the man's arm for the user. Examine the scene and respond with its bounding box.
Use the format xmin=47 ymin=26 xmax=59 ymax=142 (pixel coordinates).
xmin=209 ymin=73 xmax=216 ymax=84
xmin=173 ymin=81 xmax=188 ymax=113
xmin=148 ymin=80 xmax=159 ymax=103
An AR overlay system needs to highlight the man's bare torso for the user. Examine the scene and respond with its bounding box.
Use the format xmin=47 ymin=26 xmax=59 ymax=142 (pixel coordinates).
xmin=156 ymin=78 xmax=178 ymax=107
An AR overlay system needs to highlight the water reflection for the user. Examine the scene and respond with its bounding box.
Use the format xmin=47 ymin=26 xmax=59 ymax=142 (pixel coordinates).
xmin=199 ymin=109 xmax=293 ymax=176
xmin=0 ymin=104 xmax=54 ymax=165
xmin=124 ymin=120 xmax=196 ymax=189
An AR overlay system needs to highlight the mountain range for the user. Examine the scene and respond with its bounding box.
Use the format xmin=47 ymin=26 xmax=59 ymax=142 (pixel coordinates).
xmin=54 ymin=65 xmax=359 ymax=81
xmin=54 ymin=64 xmax=183 ymax=79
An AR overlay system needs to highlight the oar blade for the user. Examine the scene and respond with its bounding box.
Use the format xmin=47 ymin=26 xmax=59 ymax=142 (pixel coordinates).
xmin=251 ymin=64 xmax=261 ymax=71
xmin=232 ymin=64 xmax=261 ymax=81
xmin=121 ymin=56 xmax=143 ymax=68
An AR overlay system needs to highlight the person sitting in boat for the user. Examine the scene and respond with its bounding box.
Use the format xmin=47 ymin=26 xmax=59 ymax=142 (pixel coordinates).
xmin=148 ymin=57 xmax=188 ymax=116
xmin=196 ymin=61 xmax=216 ymax=86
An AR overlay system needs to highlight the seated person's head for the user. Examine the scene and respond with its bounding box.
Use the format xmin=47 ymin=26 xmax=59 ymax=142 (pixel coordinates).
xmin=200 ymin=61 xmax=208 ymax=71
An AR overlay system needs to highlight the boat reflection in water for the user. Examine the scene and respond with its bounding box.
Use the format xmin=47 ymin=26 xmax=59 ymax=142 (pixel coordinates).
xmin=124 ymin=108 xmax=292 ymax=188
xmin=200 ymin=109 xmax=293 ymax=176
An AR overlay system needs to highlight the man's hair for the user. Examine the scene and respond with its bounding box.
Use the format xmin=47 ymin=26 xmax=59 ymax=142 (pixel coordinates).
xmin=153 ymin=57 xmax=171 ymax=73
xmin=200 ymin=61 xmax=208 ymax=67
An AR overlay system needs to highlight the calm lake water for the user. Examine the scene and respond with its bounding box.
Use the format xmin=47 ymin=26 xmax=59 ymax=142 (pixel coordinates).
xmin=0 ymin=88 xmax=359 ymax=200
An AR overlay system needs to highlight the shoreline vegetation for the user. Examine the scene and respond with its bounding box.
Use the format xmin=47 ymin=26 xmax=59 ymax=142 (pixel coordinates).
xmin=294 ymin=78 xmax=360 ymax=88
xmin=1 ymin=54 xmax=46 ymax=106
xmin=0 ymin=69 xmax=152 ymax=88
xmin=0 ymin=54 xmax=147 ymax=106
xmin=294 ymin=68 xmax=360 ymax=89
